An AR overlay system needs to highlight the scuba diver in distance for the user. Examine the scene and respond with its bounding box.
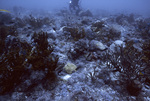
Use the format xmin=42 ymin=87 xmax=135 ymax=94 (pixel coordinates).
xmin=69 ymin=0 xmax=81 ymax=15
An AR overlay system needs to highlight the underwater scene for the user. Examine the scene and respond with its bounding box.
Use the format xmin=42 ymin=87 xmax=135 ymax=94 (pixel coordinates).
xmin=0 ymin=0 xmax=150 ymax=100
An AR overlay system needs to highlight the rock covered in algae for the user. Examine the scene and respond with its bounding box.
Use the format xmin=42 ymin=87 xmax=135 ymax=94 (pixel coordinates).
xmin=90 ymin=40 xmax=107 ymax=51
xmin=63 ymin=62 xmax=77 ymax=74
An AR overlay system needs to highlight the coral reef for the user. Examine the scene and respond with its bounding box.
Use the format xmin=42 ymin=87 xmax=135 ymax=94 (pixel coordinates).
xmin=63 ymin=27 xmax=85 ymax=41
xmin=0 ymin=31 xmax=58 ymax=94
xmin=0 ymin=7 xmax=150 ymax=100
xmin=91 ymin=21 xmax=121 ymax=44
xmin=28 ymin=31 xmax=58 ymax=72
xmin=142 ymin=39 xmax=150 ymax=85
xmin=68 ymin=39 xmax=89 ymax=60
xmin=0 ymin=38 xmax=31 ymax=94
xmin=0 ymin=25 xmax=18 ymax=54
xmin=105 ymin=41 xmax=147 ymax=96
xmin=91 ymin=21 xmax=105 ymax=32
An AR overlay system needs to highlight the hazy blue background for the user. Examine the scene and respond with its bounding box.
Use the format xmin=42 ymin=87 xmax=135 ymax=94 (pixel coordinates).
xmin=0 ymin=0 xmax=150 ymax=15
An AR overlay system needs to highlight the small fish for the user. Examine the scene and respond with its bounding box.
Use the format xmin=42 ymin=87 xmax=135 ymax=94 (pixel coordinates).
xmin=139 ymin=72 xmax=144 ymax=76
xmin=133 ymin=40 xmax=140 ymax=43
xmin=0 ymin=9 xmax=10 ymax=13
